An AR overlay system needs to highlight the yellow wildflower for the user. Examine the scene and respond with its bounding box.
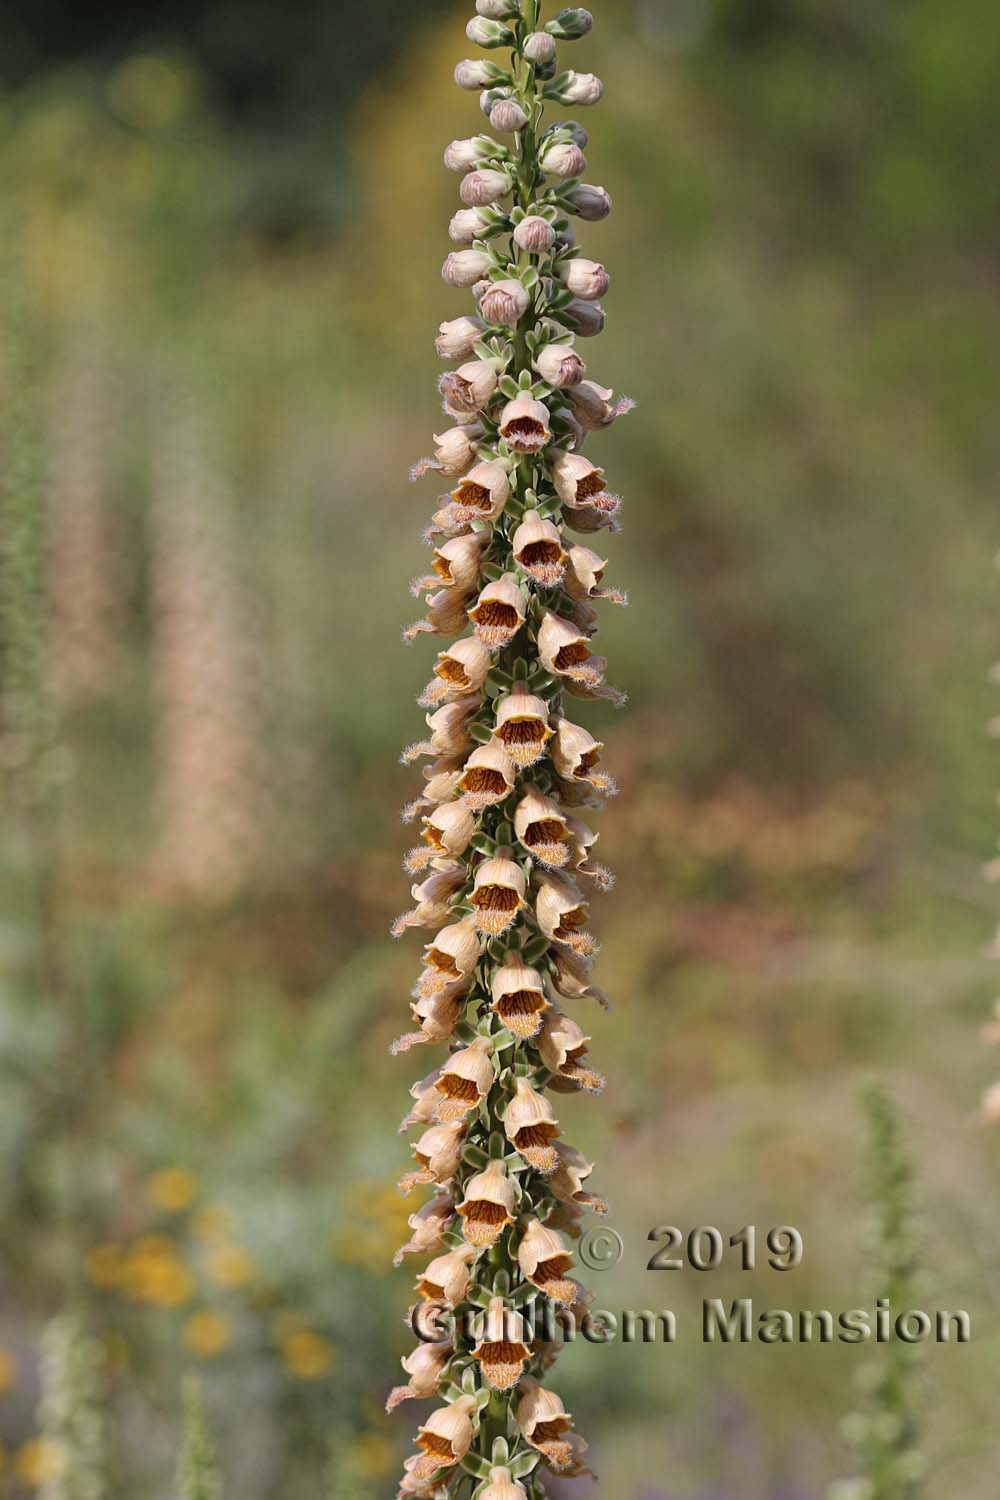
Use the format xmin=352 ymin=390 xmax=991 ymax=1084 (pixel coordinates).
xmin=205 ymin=1244 xmax=255 ymax=1288
xmin=15 ymin=1438 xmax=65 ymax=1487
xmin=0 ymin=1349 xmax=16 ymax=1393
xmin=183 ymin=1311 xmax=233 ymax=1358
xmin=353 ymin=1433 xmax=394 ymax=1478
xmin=147 ymin=1167 xmax=199 ymax=1213
xmin=281 ymin=1330 xmax=334 ymax=1380
xmin=122 ymin=1242 xmax=194 ymax=1307
xmin=192 ymin=1204 xmax=235 ymax=1242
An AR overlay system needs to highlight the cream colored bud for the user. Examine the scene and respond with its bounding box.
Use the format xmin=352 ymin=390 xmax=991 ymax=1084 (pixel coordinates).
xmin=435 ymin=1036 xmax=495 ymax=1121
xmin=479 ymin=278 xmax=530 ymax=326
xmin=421 ymin=799 xmax=476 ymax=858
xmin=550 ymin=943 xmax=610 ymax=1009
xmin=512 ymin=513 xmax=566 ymax=586
xmin=404 ymin=587 xmax=475 ymax=642
xmin=517 ymin=1218 xmax=576 ymax=1303
xmin=457 ymin=741 xmax=517 ymax=810
xmin=551 ymin=450 xmax=605 ymax=505
xmin=498 ymin=391 xmax=552 ymax=453
xmin=555 ymin=71 xmax=603 ymax=106
xmin=470 ymin=855 xmax=527 ymax=935
xmin=562 ymin=257 xmax=609 ymax=299
xmin=402 ymin=1120 xmax=466 ymax=1193
xmin=451 ymin=457 xmax=511 ymax=519
xmin=513 ymin=215 xmax=556 ymax=253
xmin=433 ymin=635 xmax=493 ymax=695
xmin=466 ymin=16 xmax=514 ymax=46
xmin=444 ymin=138 xmax=486 ymax=173
xmin=503 ymin=1076 xmax=560 ymax=1171
xmin=490 ymin=956 xmax=549 ymax=1037
xmin=449 ymin=206 xmax=492 ymax=243
xmin=460 ymin=168 xmax=510 ymax=207
xmin=540 ymin=141 xmax=587 ymax=178
xmin=468 ymin=573 xmax=528 ymax=649
xmin=412 ymin=1394 xmax=477 ymax=1480
xmin=564 ymin=543 xmax=606 ymax=597
xmin=564 ymin=297 xmax=606 ymax=336
xmin=567 ymin=378 xmax=613 ymax=427
xmin=514 ymin=786 xmax=571 ymax=867
xmin=416 ymin=1236 xmax=475 ymax=1303
xmin=490 ymin=98 xmax=528 ymax=132
xmin=435 ymin=316 xmax=486 ymax=360
xmin=423 ymin=700 xmax=480 ymax=756
xmin=534 ymin=341 xmax=585 ymax=387
xmin=535 ymin=870 xmax=596 ymax=958
xmin=442 ymin=249 xmax=492 ymax=288
xmin=523 ymin=31 xmax=557 ymax=63
xmin=428 ymin=425 xmax=483 ymax=479
xmin=473 ymin=1296 xmax=531 ymax=1390
xmin=493 ymin=685 xmax=553 ymax=767
xmin=439 ymin=359 xmax=499 ymax=416
xmin=566 ymin=181 xmax=612 ymax=220
xmin=458 ymin=1159 xmax=517 ymax=1247
xmin=480 ymin=1467 xmax=528 ymax=1500
xmin=455 ymin=58 xmax=496 ymax=89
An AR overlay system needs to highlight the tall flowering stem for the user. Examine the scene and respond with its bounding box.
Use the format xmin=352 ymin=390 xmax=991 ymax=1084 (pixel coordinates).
xmin=392 ymin=5 xmax=629 ymax=1497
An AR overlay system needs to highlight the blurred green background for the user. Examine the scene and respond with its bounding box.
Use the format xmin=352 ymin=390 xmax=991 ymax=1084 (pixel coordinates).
xmin=0 ymin=0 xmax=998 ymax=1494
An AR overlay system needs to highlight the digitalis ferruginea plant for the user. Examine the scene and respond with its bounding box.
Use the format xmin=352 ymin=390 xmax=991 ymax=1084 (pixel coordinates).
xmin=392 ymin=5 xmax=630 ymax=1495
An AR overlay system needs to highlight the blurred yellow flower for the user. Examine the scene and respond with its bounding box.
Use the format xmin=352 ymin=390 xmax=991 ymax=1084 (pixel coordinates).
xmin=192 ymin=1204 xmax=235 ymax=1242
xmin=15 ymin=1438 xmax=65 ymax=1487
xmin=280 ymin=1330 xmax=334 ymax=1380
xmin=353 ymin=1432 xmax=394 ymax=1479
xmin=183 ymin=1311 xmax=233 ymax=1359
xmin=86 ymin=1243 xmax=125 ymax=1289
xmin=0 ymin=1349 xmax=17 ymax=1393
xmin=205 ymin=1244 xmax=255 ymax=1288
xmin=122 ymin=1242 xmax=194 ymax=1307
xmin=147 ymin=1167 xmax=199 ymax=1213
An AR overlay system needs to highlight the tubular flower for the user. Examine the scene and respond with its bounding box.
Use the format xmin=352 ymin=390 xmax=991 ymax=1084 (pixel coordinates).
xmin=393 ymin=5 xmax=626 ymax=1490
xmin=458 ymin=1158 xmax=518 ymax=1247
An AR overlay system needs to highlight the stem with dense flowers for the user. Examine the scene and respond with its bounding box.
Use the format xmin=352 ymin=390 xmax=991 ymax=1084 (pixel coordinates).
xmin=392 ymin=6 xmax=630 ymax=1497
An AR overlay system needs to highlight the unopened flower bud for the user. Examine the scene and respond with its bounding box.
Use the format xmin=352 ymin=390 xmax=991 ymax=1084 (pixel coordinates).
xmin=562 ymin=298 xmax=606 ymax=337
xmin=444 ymin=137 xmax=486 ymax=173
xmin=454 ymin=58 xmax=500 ymax=89
xmin=480 ymin=278 xmax=530 ymax=326
xmin=435 ymin=316 xmax=486 ymax=360
xmin=551 ymin=70 xmax=603 ymax=106
xmin=466 ymin=16 xmax=515 ymax=48
xmin=565 ymin=182 xmax=612 ymax=220
xmin=477 ymin=0 xmax=518 ymax=17
xmin=442 ymin=249 xmax=493 ymax=288
xmin=449 ymin=207 xmax=492 ymax=243
xmin=561 ymin=257 xmax=609 ymax=299
xmin=534 ymin=341 xmax=585 ymax=387
xmin=546 ymin=7 xmax=595 ymax=40
xmin=540 ymin=141 xmax=587 ymax=178
xmin=460 ymin=168 xmax=511 ymax=207
xmin=523 ymin=31 xmax=557 ymax=63
xmin=513 ymin=215 xmax=556 ymax=254
xmin=439 ymin=359 xmax=499 ymax=416
xmin=429 ymin=424 xmax=482 ymax=477
xmin=489 ymin=98 xmax=529 ymax=132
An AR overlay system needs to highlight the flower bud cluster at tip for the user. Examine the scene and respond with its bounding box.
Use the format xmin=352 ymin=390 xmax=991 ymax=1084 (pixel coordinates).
xmin=393 ymin=6 xmax=629 ymax=1496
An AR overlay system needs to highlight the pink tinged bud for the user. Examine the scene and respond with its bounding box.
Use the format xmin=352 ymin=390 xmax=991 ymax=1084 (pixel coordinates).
xmin=523 ymin=31 xmax=557 ymax=63
xmin=563 ymin=298 xmax=606 ymax=337
xmin=435 ymin=316 xmax=486 ymax=360
xmin=480 ymin=1468 xmax=529 ymax=1500
xmin=534 ymin=341 xmax=585 ymax=387
xmin=454 ymin=58 xmax=496 ymax=89
xmin=460 ymin=168 xmax=510 ymax=207
xmin=512 ymin=214 xmax=556 ymax=254
xmin=448 ymin=207 xmax=491 ymax=243
xmin=540 ymin=141 xmax=587 ymax=179
xmin=444 ymin=138 xmax=486 ymax=172
xmin=442 ymin=249 xmax=492 ymax=288
xmin=499 ymin=390 xmax=552 ymax=453
xmin=489 ymin=98 xmax=528 ymax=132
xmin=479 ymin=278 xmax=530 ymax=326
xmin=562 ymin=257 xmax=609 ymax=299
xmin=555 ymin=71 xmax=603 ymax=106
xmin=566 ymin=181 xmax=612 ymax=220
xmin=477 ymin=0 xmax=516 ymax=15
xmin=439 ymin=360 xmax=499 ymax=417
xmin=466 ymin=16 xmax=514 ymax=48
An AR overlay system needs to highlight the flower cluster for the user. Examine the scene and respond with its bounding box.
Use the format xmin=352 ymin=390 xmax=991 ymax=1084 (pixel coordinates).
xmin=392 ymin=5 xmax=630 ymax=1496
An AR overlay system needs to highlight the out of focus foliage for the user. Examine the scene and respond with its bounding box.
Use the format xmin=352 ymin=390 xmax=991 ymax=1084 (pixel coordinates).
xmin=0 ymin=0 xmax=997 ymax=1495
